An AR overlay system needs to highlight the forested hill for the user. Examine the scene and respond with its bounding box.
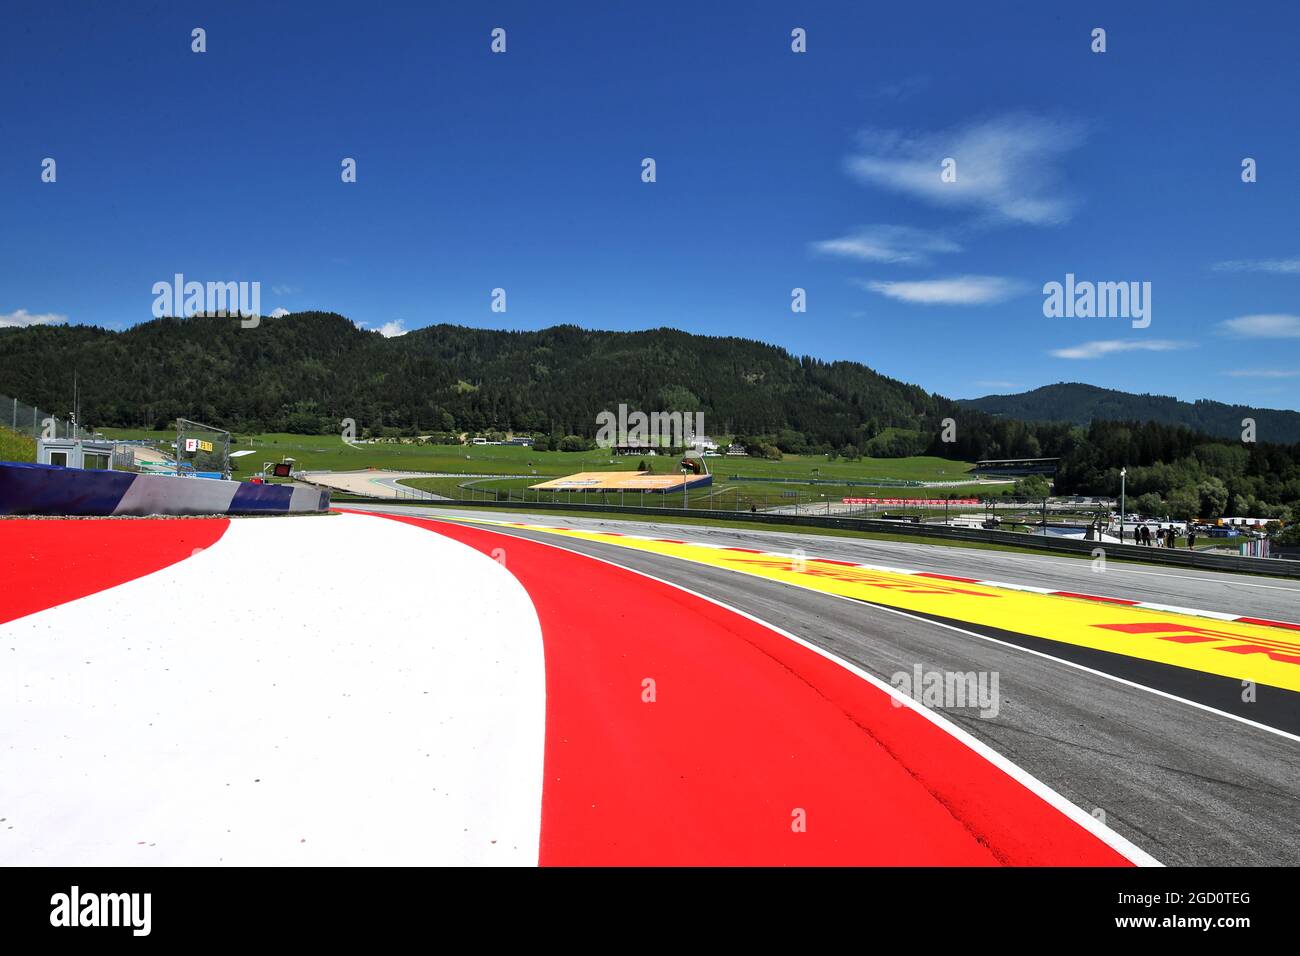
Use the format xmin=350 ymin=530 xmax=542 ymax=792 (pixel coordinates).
xmin=959 ymin=383 xmax=1300 ymax=445
xmin=6 ymin=312 xmax=1300 ymax=513
xmin=0 ymin=312 xmax=953 ymax=446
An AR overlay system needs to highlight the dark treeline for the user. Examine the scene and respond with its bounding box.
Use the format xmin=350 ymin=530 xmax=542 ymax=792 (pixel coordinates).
xmin=933 ymin=416 xmax=1300 ymax=518
xmin=2 ymin=311 xmax=1297 ymax=516
xmin=0 ymin=312 xmax=951 ymax=444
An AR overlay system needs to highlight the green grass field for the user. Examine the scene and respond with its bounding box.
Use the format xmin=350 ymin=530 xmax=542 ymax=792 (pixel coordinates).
xmin=396 ymin=474 xmax=1012 ymax=511
xmin=707 ymin=453 xmax=976 ymax=483
xmin=96 ymin=430 xmax=1004 ymax=503
xmin=0 ymin=425 xmax=37 ymax=463
xmin=97 ymin=430 xmax=692 ymax=477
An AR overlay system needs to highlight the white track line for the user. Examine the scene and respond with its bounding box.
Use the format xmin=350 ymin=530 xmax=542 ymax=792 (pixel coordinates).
xmin=1087 ymin=565 xmax=1300 ymax=592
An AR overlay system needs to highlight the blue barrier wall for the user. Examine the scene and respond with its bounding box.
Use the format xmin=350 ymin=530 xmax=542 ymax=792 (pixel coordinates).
xmin=0 ymin=462 xmax=330 ymax=517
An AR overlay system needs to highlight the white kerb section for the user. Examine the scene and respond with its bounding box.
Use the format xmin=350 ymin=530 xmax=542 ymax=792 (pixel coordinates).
xmin=0 ymin=512 xmax=546 ymax=865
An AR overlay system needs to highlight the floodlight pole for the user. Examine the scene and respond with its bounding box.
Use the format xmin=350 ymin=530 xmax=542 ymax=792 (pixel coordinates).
xmin=1119 ymin=467 xmax=1127 ymax=544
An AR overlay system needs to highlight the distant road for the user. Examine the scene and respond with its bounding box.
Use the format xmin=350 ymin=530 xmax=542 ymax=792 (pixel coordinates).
xmin=129 ymin=445 xmax=173 ymax=468
xmin=301 ymin=470 xmax=448 ymax=499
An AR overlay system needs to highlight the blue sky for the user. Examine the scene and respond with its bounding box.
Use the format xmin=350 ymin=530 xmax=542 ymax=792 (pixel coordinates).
xmin=2 ymin=1 xmax=1298 ymax=409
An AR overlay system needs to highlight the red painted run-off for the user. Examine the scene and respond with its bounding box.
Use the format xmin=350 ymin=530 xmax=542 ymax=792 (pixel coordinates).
xmin=0 ymin=518 xmax=230 ymax=626
xmin=382 ymin=513 xmax=1134 ymax=867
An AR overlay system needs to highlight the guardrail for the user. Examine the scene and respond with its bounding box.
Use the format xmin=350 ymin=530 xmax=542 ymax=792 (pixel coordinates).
xmin=334 ymin=495 xmax=1300 ymax=579
xmin=391 ymin=483 xmax=444 ymax=501
xmin=726 ymin=474 xmax=924 ymax=487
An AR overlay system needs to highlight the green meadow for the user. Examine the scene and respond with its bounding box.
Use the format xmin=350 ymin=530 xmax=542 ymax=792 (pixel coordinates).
xmin=397 ymin=475 xmax=1009 ymax=513
xmin=90 ymin=429 xmax=1010 ymax=507
xmin=0 ymin=425 xmax=37 ymax=463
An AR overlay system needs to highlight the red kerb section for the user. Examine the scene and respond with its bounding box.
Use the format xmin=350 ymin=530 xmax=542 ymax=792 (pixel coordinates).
xmin=377 ymin=512 xmax=1134 ymax=867
xmin=0 ymin=518 xmax=230 ymax=625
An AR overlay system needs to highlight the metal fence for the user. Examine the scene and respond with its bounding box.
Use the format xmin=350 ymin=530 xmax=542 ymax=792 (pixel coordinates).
xmin=1 ymin=392 xmax=80 ymax=440
xmin=426 ymin=483 xmax=1112 ymax=524
xmin=175 ymin=418 xmax=231 ymax=479
xmin=112 ymin=444 xmax=136 ymax=470
xmin=1 ymin=392 xmax=184 ymax=472
xmin=391 ymin=483 xmax=444 ymax=501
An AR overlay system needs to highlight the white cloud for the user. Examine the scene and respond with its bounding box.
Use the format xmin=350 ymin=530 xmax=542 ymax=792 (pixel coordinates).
xmin=354 ymin=319 xmax=408 ymax=337
xmin=845 ymin=114 xmax=1084 ymax=225
xmin=0 ymin=309 xmax=66 ymax=328
xmin=271 ymin=284 xmax=300 ymax=295
xmin=1222 ymin=368 xmax=1300 ymax=378
xmin=1050 ymin=339 xmax=1193 ymax=360
xmin=1211 ymin=258 xmax=1300 ymax=274
xmin=1218 ymin=314 xmax=1300 ymax=338
xmin=269 ymin=307 xmax=290 ymax=318
xmin=812 ymin=225 xmax=961 ymax=265
xmin=856 ymin=275 xmax=1023 ymax=305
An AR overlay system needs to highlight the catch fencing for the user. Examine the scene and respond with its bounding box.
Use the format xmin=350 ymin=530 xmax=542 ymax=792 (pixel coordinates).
xmin=2 ymin=392 xmax=80 ymax=440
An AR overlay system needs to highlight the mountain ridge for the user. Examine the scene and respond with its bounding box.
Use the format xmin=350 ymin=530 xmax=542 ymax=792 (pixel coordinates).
xmin=958 ymin=383 xmax=1300 ymax=444
xmin=0 ymin=313 xmax=954 ymax=448
xmin=3 ymin=315 xmax=1296 ymax=450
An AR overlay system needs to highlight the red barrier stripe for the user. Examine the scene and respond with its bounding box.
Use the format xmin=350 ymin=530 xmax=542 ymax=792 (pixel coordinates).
xmin=381 ymin=513 xmax=1133 ymax=867
xmin=915 ymin=572 xmax=983 ymax=583
xmin=0 ymin=518 xmax=230 ymax=625
xmin=1235 ymin=616 xmax=1300 ymax=632
xmin=1050 ymin=591 xmax=1140 ymax=606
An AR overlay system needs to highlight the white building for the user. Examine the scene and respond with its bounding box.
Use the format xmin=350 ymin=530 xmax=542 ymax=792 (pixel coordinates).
xmin=37 ymin=438 xmax=117 ymax=470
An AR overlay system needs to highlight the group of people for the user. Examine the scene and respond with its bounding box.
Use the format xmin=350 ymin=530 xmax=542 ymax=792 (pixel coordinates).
xmin=1133 ymin=524 xmax=1196 ymax=548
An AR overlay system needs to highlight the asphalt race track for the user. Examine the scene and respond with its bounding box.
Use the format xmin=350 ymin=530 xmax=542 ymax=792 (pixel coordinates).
xmin=363 ymin=504 xmax=1300 ymax=622
xmin=357 ymin=504 xmax=1300 ymax=866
